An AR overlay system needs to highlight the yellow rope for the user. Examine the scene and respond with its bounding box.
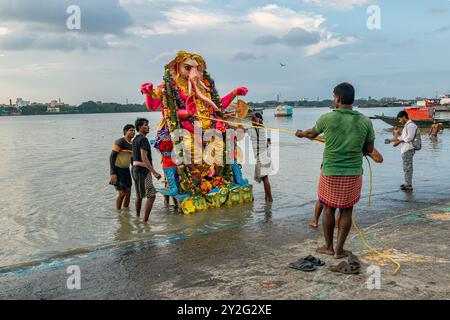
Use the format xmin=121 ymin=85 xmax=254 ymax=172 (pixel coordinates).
xmin=198 ymin=113 xmax=401 ymax=274
xmin=357 ymin=156 xmax=401 ymax=275
xmin=352 ymin=216 xmax=401 ymax=275
xmin=197 ymin=115 xmax=324 ymax=142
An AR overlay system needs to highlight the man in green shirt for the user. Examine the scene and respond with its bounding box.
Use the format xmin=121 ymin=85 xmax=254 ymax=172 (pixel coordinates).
xmin=296 ymin=83 xmax=375 ymax=260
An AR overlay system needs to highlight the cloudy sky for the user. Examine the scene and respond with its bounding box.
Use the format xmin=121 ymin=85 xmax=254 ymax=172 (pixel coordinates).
xmin=0 ymin=0 xmax=449 ymax=105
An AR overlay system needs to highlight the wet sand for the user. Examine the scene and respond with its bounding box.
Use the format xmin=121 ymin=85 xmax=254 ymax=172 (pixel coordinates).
xmin=1 ymin=190 xmax=449 ymax=300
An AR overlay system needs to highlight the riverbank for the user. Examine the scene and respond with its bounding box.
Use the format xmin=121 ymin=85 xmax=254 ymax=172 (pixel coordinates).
xmin=0 ymin=196 xmax=449 ymax=300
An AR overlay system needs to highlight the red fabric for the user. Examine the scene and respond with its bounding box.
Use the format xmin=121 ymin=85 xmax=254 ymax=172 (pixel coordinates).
xmin=158 ymin=140 xmax=173 ymax=152
xmin=318 ymin=172 xmax=362 ymax=209
xmin=162 ymin=155 xmax=176 ymax=168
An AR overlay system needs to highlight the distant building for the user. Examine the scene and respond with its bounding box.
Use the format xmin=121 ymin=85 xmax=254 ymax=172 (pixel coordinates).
xmin=46 ymin=100 xmax=62 ymax=113
xmin=15 ymin=98 xmax=30 ymax=109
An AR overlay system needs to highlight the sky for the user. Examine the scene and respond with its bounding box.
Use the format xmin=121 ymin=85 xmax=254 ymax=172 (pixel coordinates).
xmin=0 ymin=0 xmax=450 ymax=105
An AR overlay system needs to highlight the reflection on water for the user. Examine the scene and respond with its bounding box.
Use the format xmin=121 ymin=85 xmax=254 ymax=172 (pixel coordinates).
xmin=1 ymin=108 xmax=450 ymax=267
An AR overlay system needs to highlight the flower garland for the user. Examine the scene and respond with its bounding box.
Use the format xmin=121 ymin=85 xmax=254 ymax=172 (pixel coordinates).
xmin=163 ymin=66 xmax=180 ymax=129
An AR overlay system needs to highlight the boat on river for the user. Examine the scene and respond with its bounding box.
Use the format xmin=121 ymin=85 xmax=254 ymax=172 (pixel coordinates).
xmin=372 ymin=105 xmax=450 ymax=128
xmin=274 ymin=104 xmax=293 ymax=117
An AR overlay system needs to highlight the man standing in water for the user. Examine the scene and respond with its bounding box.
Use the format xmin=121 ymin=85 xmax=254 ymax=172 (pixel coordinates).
xmin=132 ymin=118 xmax=162 ymax=222
xmin=296 ymin=83 xmax=375 ymax=259
xmin=110 ymin=124 xmax=136 ymax=210
xmin=391 ymin=111 xmax=419 ymax=191
xmin=249 ymin=112 xmax=273 ymax=203
xmin=429 ymin=120 xmax=444 ymax=138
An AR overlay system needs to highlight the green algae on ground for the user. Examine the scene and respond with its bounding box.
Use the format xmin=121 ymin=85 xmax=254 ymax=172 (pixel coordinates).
xmin=394 ymin=213 xmax=431 ymax=224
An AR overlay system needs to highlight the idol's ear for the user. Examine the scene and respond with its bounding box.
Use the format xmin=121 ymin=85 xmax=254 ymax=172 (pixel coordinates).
xmin=167 ymin=60 xmax=178 ymax=80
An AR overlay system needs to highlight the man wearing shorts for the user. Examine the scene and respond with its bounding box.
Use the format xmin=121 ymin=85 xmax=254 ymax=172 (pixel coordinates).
xmin=296 ymin=83 xmax=375 ymax=259
xmin=132 ymin=118 xmax=162 ymax=222
xmin=249 ymin=112 xmax=273 ymax=203
xmin=110 ymin=124 xmax=135 ymax=210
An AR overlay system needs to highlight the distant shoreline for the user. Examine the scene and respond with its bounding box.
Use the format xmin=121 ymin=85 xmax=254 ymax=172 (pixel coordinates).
xmin=0 ymin=99 xmax=411 ymax=117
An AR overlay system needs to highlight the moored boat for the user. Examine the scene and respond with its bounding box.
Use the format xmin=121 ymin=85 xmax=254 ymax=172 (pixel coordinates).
xmin=371 ymin=115 xmax=450 ymax=128
xmin=372 ymin=104 xmax=450 ymax=128
xmin=274 ymin=104 xmax=293 ymax=117
xmin=417 ymin=99 xmax=439 ymax=108
xmin=439 ymin=94 xmax=450 ymax=106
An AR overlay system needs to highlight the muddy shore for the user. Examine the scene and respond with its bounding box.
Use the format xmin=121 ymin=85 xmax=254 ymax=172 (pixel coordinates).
xmin=0 ymin=191 xmax=449 ymax=300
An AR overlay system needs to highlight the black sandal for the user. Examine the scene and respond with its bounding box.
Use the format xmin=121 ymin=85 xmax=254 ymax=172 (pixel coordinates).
xmin=301 ymin=255 xmax=326 ymax=266
xmin=288 ymin=260 xmax=317 ymax=272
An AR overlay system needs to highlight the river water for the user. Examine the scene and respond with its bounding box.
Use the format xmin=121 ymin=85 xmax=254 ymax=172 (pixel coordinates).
xmin=1 ymin=107 xmax=449 ymax=268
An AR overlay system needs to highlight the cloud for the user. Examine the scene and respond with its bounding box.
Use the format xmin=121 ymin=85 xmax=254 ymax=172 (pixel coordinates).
xmin=149 ymin=50 xmax=178 ymax=63
xmin=131 ymin=4 xmax=354 ymax=56
xmin=427 ymin=25 xmax=450 ymax=35
xmin=232 ymin=52 xmax=268 ymax=61
xmin=247 ymin=4 xmax=325 ymax=32
xmin=130 ymin=6 xmax=231 ymax=36
xmin=248 ymin=5 xmax=356 ymax=55
xmin=254 ymin=27 xmax=321 ymax=47
xmin=283 ymin=27 xmax=321 ymax=46
xmin=318 ymin=53 xmax=339 ymax=60
xmin=0 ymin=27 xmax=9 ymax=35
xmin=301 ymin=0 xmax=372 ymax=11
xmin=428 ymin=6 xmax=448 ymax=14
xmin=120 ymin=0 xmax=208 ymax=4
xmin=132 ymin=4 xmax=326 ymax=36
xmin=0 ymin=29 xmax=110 ymax=51
xmin=305 ymin=36 xmax=357 ymax=56
xmin=0 ymin=0 xmax=134 ymax=51
xmin=0 ymin=0 xmax=132 ymax=35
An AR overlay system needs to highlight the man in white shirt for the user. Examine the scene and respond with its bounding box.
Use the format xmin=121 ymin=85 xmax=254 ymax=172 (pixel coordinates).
xmin=391 ymin=111 xmax=418 ymax=191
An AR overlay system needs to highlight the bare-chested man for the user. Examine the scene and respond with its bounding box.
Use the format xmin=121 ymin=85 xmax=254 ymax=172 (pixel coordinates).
xmin=429 ymin=120 xmax=444 ymax=138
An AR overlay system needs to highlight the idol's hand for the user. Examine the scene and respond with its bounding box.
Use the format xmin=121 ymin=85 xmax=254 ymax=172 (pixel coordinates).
xmin=141 ymin=83 xmax=153 ymax=95
xmin=235 ymin=87 xmax=248 ymax=96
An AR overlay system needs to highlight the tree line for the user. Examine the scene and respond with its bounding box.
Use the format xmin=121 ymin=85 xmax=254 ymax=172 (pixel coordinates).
xmin=0 ymin=101 xmax=149 ymax=116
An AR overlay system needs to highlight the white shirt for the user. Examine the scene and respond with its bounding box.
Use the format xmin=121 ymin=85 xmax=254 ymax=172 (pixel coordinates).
xmin=399 ymin=120 xmax=418 ymax=154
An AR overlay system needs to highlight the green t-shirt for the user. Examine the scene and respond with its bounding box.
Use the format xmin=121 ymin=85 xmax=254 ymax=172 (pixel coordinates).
xmin=314 ymin=109 xmax=375 ymax=176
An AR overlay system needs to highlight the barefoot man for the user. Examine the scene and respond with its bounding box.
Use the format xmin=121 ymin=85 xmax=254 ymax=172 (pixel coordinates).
xmin=132 ymin=118 xmax=162 ymax=222
xmin=296 ymin=83 xmax=375 ymax=259
xmin=110 ymin=124 xmax=136 ymax=210
xmin=309 ymin=148 xmax=383 ymax=229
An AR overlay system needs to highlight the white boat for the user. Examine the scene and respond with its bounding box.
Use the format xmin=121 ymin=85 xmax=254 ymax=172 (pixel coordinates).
xmin=274 ymin=104 xmax=293 ymax=117
xmin=439 ymin=94 xmax=450 ymax=106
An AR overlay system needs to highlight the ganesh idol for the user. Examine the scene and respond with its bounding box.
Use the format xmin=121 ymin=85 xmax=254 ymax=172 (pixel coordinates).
xmin=139 ymin=51 xmax=252 ymax=214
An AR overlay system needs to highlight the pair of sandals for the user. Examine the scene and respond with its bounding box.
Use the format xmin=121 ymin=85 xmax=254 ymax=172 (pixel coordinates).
xmin=329 ymin=254 xmax=361 ymax=275
xmin=400 ymin=184 xmax=413 ymax=191
xmin=288 ymin=255 xmax=326 ymax=272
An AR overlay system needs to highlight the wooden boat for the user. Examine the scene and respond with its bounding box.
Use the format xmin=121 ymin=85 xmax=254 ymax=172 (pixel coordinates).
xmin=371 ymin=115 xmax=450 ymax=128
xmin=372 ymin=104 xmax=450 ymax=128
